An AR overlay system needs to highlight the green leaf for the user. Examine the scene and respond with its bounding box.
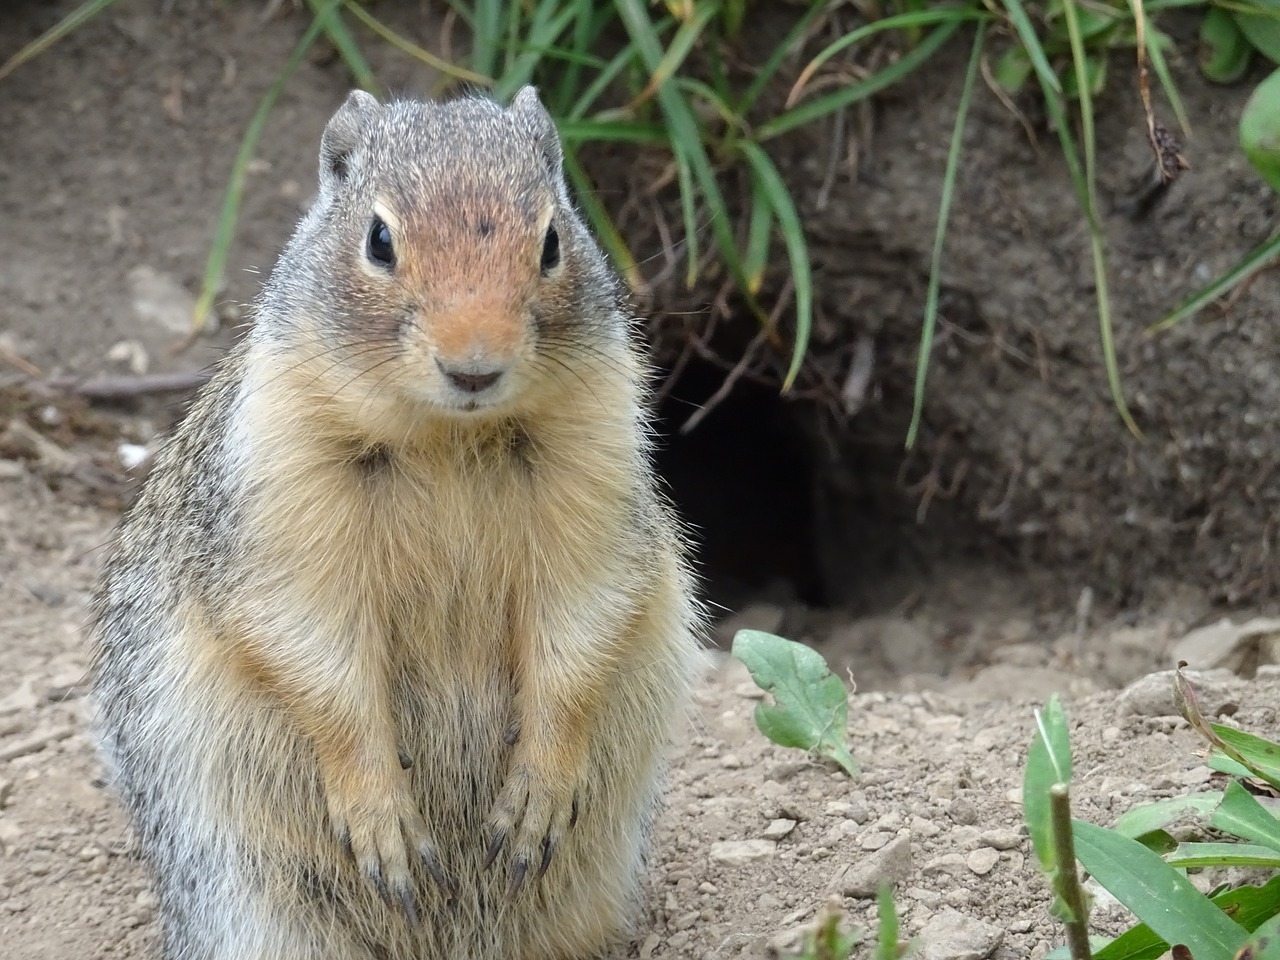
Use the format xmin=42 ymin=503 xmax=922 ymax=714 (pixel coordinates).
xmin=1236 ymin=910 xmax=1280 ymax=959
xmin=993 ymin=45 xmax=1033 ymax=94
xmin=1112 ymin=794 xmax=1222 ymax=839
xmin=627 ymin=0 xmax=721 ymax=109
xmin=1242 ymin=68 xmax=1280 ymax=192
xmin=907 ymin=18 xmax=986 ymax=449
xmin=304 ymin=0 xmax=376 ymax=92
xmin=1237 ymin=8 xmax=1280 ymax=65
xmin=1061 ymin=52 xmax=1108 ymax=99
xmin=1200 ymin=8 xmax=1254 ymax=83
xmin=1073 ymin=819 xmax=1249 ymax=957
xmin=1212 ymin=781 xmax=1280 ymax=852
xmin=731 ymin=630 xmax=858 ymax=777
xmin=738 ymin=142 xmax=812 ymax=391
xmin=1165 ymin=841 xmax=1280 ymax=869
xmin=875 ymin=885 xmax=902 ymax=960
xmin=193 ymin=5 xmax=334 ymax=332
xmin=1094 ymin=877 xmax=1280 ymax=960
xmin=1214 ymin=723 xmax=1280 ymax=790
xmin=1025 ymin=695 xmax=1073 ymax=874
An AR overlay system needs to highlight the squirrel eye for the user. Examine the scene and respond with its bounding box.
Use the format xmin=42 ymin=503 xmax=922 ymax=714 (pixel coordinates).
xmin=540 ymin=223 xmax=560 ymax=275
xmin=367 ymin=217 xmax=395 ymax=269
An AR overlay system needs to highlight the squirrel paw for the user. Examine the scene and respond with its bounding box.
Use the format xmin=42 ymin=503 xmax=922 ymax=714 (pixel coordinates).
xmin=329 ymin=789 xmax=458 ymax=921
xmin=482 ymin=764 xmax=581 ymax=896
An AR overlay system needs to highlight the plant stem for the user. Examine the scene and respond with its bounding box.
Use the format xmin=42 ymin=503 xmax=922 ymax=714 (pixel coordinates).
xmin=1050 ymin=784 xmax=1093 ymax=960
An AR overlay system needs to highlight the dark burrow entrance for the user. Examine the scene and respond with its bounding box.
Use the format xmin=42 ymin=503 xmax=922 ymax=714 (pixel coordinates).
xmin=652 ymin=353 xmax=1020 ymax=634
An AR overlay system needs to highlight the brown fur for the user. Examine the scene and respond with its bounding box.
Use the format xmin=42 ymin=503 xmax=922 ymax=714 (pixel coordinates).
xmin=91 ymin=87 xmax=703 ymax=959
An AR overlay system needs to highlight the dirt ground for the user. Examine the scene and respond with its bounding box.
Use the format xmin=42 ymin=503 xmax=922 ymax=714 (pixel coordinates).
xmin=4 ymin=1 xmax=1280 ymax=958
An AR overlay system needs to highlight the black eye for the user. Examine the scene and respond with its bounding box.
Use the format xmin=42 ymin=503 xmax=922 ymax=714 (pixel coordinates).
xmin=367 ymin=217 xmax=395 ymax=268
xmin=540 ymin=223 xmax=560 ymax=274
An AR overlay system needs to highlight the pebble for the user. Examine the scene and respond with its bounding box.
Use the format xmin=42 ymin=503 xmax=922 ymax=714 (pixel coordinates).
xmin=948 ymin=797 xmax=979 ymax=825
xmin=978 ymin=828 xmax=1021 ymax=850
xmin=922 ymin=853 xmax=970 ymax=878
xmin=638 ymin=934 xmax=659 ymax=958
xmin=827 ymin=833 xmax=913 ymax=898
xmin=917 ymin=909 xmax=1005 ymax=960
xmin=966 ymin=848 xmax=999 ymax=875
xmin=709 ymin=839 xmax=776 ymax=866
xmin=859 ymin=830 xmax=893 ymax=851
xmin=761 ymin=818 xmax=796 ymax=840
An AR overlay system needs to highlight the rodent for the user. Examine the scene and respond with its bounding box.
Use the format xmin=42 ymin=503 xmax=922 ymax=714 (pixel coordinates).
xmin=90 ymin=86 xmax=704 ymax=960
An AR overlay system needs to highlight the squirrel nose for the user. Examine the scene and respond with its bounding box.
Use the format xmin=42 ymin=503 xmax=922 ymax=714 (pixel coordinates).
xmin=436 ymin=359 xmax=504 ymax=394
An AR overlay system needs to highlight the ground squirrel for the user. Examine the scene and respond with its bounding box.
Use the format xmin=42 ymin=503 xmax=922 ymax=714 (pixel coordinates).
xmin=90 ymin=87 xmax=703 ymax=959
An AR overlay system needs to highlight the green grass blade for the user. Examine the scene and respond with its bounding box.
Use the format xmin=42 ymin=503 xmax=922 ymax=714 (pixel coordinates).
xmin=341 ymin=2 xmax=492 ymax=87
xmin=469 ymin=0 xmax=502 ymax=77
xmin=192 ymin=6 xmax=333 ymax=332
xmin=1144 ymin=28 xmax=1190 ymax=136
xmin=739 ymin=142 xmax=813 ymax=390
xmin=1025 ymin=695 xmax=1073 ymax=874
xmin=1095 ymin=877 xmax=1280 ymax=960
xmin=1112 ymin=794 xmax=1221 ymax=839
xmin=629 ymin=0 xmax=721 ymax=109
xmin=1073 ymin=819 xmax=1249 ymax=958
xmin=875 ymin=885 xmax=901 ymax=960
xmin=1064 ymin=0 xmax=1142 ymax=438
xmin=674 ymin=150 xmax=701 ymax=289
xmin=569 ymin=43 xmax=641 ymax=120
xmin=304 ymin=0 xmax=375 ymax=92
xmin=760 ymin=21 xmax=961 ymax=140
xmin=906 ymin=19 xmax=985 ymax=449
xmin=497 ymin=5 xmax=586 ymax=102
xmin=562 ymin=149 xmax=643 ymax=290
xmin=789 ymin=7 xmax=990 ymax=107
xmin=0 ymin=0 xmax=120 ymax=82
xmin=1149 ymin=229 xmax=1280 ymax=332
xmin=614 ymin=0 xmax=755 ymax=307
xmin=1166 ymin=841 xmax=1280 ymax=869
xmin=556 ymin=120 xmax=669 ymax=144
xmin=554 ymin=1 xmax=612 ymax=114
xmin=743 ymin=174 xmax=774 ymax=296
xmin=1002 ymin=0 xmax=1063 ymax=96
xmin=1211 ymin=781 xmax=1280 ymax=852
xmin=738 ymin=0 xmax=832 ymax=115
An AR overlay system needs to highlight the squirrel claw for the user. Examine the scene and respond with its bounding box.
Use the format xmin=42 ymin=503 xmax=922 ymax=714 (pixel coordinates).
xmin=420 ymin=844 xmax=459 ymax=901
xmin=508 ymin=856 xmax=530 ymax=897
xmin=396 ymin=883 xmax=420 ymax=927
xmin=482 ymin=829 xmax=507 ymax=871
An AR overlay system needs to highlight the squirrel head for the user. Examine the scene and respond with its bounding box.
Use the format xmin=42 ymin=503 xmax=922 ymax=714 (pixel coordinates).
xmin=266 ymin=87 xmax=623 ymax=422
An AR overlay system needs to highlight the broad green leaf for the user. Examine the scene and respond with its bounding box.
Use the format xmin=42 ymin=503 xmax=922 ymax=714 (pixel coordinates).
xmin=1166 ymin=841 xmax=1280 ymax=869
xmin=1214 ymin=723 xmax=1280 ymax=790
xmin=1200 ymin=8 xmax=1254 ymax=83
xmin=1025 ymin=695 xmax=1073 ymax=874
xmin=1212 ymin=781 xmax=1280 ymax=852
xmin=1236 ymin=910 xmax=1280 ymax=959
xmin=993 ymin=46 xmax=1033 ymax=94
xmin=1113 ymin=794 xmax=1222 ymax=839
xmin=731 ymin=630 xmax=858 ymax=777
xmin=1238 ymin=9 xmax=1280 ymax=65
xmin=1094 ymin=877 xmax=1280 ymax=960
xmin=1242 ymin=68 xmax=1280 ymax=192
xmin=1073 ymin=819 xmax=1249 ymax=958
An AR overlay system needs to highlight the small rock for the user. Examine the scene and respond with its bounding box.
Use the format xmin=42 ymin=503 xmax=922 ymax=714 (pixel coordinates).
xmin=922 ymin=853 xmax=970 ymax=878
xmin=948 ymin=797 xmax=979 ymax=825
xmin=978 ymin=829 xmax=1021 ymax=850
xmin=671 ymin=910 xmax=700 ymax=931
xmin=827 ymin=833 xmax=913 ymax=898
xmin=966 ymin=847 xmax=999 ymax=875
xmin=638 ymin=933 xmax=659 ymax=958
xmin=917 ymin=909 xmax=1005 ymax=960
xmin=761 ymin=818 xmax=797 ymax=840
xmin=697 ymin=882 xmax=717 ymax=894
xmin=859 ymin=830 xmax=893 ymax=851
xmin=0 ymin=777 xmax=12 ymax=809
xmin=709 ymin=839 xmax=776 ymax=866
xmin=0 ymin=818 xmax=21 ymax=854
xmin=127 ymin=265 xmax=198 ymax=334
xmin=0 ymin=460 xmax=23 ymax=481
xmin=1119 ymin=668 xmax=1238 ymax=717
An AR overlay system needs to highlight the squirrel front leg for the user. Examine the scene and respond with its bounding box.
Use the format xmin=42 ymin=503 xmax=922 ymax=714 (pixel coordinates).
xmin=483 ymin=592 xmax=630 ymax=893
xmin=229 ymin=621 xmax=454 ymax=919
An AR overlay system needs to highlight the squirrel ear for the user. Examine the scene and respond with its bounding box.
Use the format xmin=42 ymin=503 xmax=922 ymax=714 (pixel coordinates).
xmin=509 ymin=85 xmax=563 ymax=181
xmin=320 ymin=90 xmax=381 ymax=188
